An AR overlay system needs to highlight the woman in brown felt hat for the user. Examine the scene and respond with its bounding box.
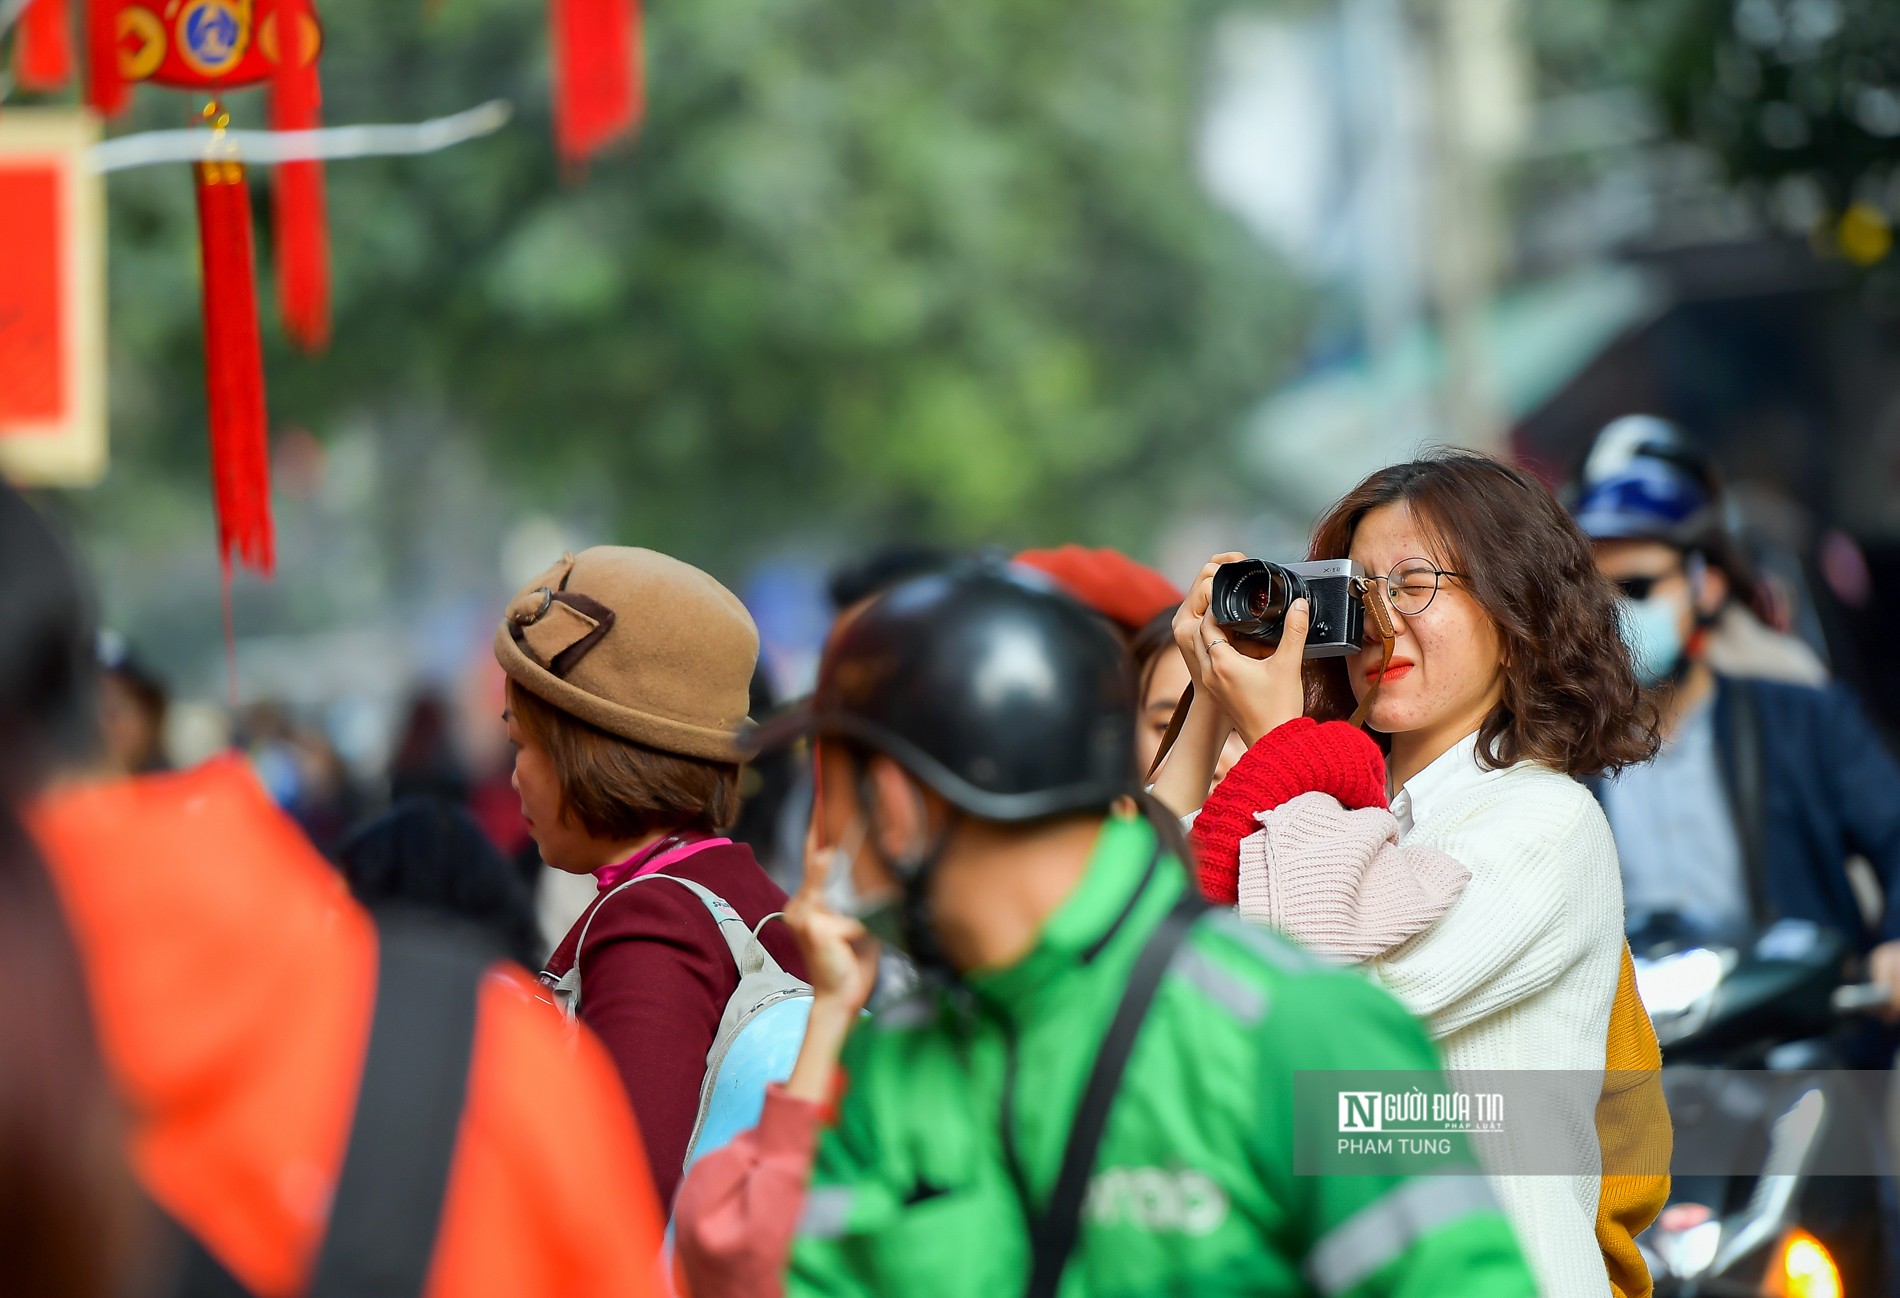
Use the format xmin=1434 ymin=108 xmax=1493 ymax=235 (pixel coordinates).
xmin=496 ymin=547 xmax=806 ymax=1211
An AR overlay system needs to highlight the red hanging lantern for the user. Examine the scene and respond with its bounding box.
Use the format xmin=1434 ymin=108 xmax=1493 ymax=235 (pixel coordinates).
xmin=77 ymin=0 xmax=332 ymax=584
xmin=84 ymin=0 xmax=127 ymax=115
xmin=85 ymin=0 xmax=330 ymax=354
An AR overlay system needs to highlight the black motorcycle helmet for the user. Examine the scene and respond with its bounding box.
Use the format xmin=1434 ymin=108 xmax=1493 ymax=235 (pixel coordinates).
xmin=750 ymin=560 xmax=1137 ymax=821
xmin=751 ymin=561 xmax=1138 ymax=973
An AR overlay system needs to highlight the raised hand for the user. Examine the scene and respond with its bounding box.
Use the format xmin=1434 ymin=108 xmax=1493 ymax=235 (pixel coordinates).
xmin=1200 ymin=598 xmax=1311 ymax=747
xmin=1173 ymin=552 xmax=1248 ymax=693
xmin=787 ymin=817 xmax=881 ymax=1016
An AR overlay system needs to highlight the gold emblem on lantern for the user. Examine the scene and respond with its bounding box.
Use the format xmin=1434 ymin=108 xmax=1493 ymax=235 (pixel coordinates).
xmin=174 ymin=0 xmax=253 ymax=79
xmin=117 ymin=7 xmax=167 ymax=81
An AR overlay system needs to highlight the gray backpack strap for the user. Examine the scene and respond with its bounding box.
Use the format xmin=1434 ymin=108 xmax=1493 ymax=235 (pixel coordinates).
xmin=676 ymin=896 xmax=811 ymax=1171
xmin=651 ymin=875 xmax=793 ymax=980
xmin=550 ymin=873 xmax=787 ymax=1018
xmin=743 ymin=912 xmax=787 ymax=976
xmin=547 ymin=877 xmax=632 ymax=1020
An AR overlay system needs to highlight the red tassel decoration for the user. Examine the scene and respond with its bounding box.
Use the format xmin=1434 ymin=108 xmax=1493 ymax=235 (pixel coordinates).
xmin=271 ymin=161 xmax=328 ymax=351
xmin=16 ymin=0 xmax=74 ymax=91
xmin=268 ymin=0 xmax=329 ymax=351
xmin=551 ymin=0 xmax=642 ymax=166
xmin=195 ymin=157 xmax=276 ymax=577
xmin=85 ymin=0 xmax=127 ymax=116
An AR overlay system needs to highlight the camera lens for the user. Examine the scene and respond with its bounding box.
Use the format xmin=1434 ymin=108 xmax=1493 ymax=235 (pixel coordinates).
xmin=1246 ymin=578 xmax=1281 ymax=620
xmin=1211 ymin=559 xmax=1307 ymax=642
xmin=1239 ymin=568 xmax=1294 ymax=625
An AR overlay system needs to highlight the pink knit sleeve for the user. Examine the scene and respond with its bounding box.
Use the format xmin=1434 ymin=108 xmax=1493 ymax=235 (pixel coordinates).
xmin=1235 ymin=792 xmax=1470 ymax=963
xmin=671 ymin=1085 xmax=822 ymax=1298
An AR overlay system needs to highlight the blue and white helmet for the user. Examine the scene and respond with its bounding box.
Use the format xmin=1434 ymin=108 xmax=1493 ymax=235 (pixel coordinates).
xmin=1572 ymin=415 xmax=1720 ymax=548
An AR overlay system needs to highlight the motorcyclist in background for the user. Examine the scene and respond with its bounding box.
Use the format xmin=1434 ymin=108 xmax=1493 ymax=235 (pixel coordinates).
xmin=1577 ymin=415 xmax=1829 ymax=686
xmin=1573 ymin=417 xmax=1900 ymax=1029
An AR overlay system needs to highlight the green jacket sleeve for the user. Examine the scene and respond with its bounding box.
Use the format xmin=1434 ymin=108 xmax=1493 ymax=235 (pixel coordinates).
xmin=1253 ymin=969 xmax=1539 ymax=1298
xmin=786 ymin=1028 xmax=886 ymax=1298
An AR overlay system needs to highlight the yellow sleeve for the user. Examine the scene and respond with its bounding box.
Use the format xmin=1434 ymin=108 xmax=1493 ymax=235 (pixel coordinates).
xmin=1596 ymin=943 xmax=1672 ymax=1298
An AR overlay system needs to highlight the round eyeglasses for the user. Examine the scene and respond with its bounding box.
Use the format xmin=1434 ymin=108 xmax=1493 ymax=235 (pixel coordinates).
xmin=1368 ymin=559 xmax=1465 ymax=618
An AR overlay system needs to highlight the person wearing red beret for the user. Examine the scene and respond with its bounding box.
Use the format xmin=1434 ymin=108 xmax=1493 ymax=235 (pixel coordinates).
xmin=1013 ymin=545 xmax=1181 ymax=636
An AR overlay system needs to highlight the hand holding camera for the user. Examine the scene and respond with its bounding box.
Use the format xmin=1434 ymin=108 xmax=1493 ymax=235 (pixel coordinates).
xmin=1200 ymin=555 xmax=1401 ymax=738
xmin=1167 ymin=554 xmax=1315 ymax=758
xmin=1197 ymin=585 xmax=1313 ymax=749
xmin=1179 ymin=554 xmax=1394 ymax=749
xmin=1151 ymin=553 xmax=1389 ymax=812
xmin=1171 ymin=553 xmax=1247 ymax=693
xmin=1207 ymin=558 xmax=1369 ymax=656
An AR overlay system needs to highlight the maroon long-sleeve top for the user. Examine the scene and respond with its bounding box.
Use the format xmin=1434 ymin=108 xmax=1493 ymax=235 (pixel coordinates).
xmin=542 ymin=840 xmax=807 ymax=1211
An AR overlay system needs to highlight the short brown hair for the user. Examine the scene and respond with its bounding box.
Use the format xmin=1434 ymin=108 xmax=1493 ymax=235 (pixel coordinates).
xmin=1307 ymin=451 xmax=1660 ymax=780
xmin=507 ymin=680 xmax=741 ymax=839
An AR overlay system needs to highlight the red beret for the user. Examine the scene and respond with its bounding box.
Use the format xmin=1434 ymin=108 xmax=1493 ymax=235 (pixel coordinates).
xmin=1013 ymin=545 xmax=1182 ymax=633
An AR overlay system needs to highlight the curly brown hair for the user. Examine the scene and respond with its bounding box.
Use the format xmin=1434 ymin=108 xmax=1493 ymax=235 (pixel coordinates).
xmin=1306 ymin=451 xmax=1660 ymax=779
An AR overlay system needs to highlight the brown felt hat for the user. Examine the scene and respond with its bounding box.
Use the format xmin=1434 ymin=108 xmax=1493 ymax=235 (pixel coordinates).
xmin=493 ymin=547 xmax=758 ymax=763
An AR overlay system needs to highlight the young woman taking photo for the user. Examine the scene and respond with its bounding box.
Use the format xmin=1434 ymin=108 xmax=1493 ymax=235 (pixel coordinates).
xmin=1156 ymin=452 xmax=1664 ymax=1298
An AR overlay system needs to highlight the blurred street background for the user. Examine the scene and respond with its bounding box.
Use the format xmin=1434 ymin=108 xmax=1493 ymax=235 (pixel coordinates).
xmin=10 ymin=0 xmax=1900 ymax=849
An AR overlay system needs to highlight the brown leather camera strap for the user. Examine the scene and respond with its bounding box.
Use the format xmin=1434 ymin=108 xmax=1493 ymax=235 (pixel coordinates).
xmin=1348 ymin=581 xmax=1397 ymax=729
xmin=1146 ymin=684 xmax=1194 ymax=781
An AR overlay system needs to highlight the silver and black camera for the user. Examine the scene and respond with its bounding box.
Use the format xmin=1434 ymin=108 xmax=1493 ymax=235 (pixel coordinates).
xmin=1209 ymin=558 xmax=1367 ymax=658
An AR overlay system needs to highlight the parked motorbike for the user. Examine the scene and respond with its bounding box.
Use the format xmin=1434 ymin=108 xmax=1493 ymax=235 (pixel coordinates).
xmin=1629 ymin=913 xmax=1898 ymax=1297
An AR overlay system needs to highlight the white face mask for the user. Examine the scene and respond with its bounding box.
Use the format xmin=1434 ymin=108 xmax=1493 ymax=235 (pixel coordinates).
xmin=819 ymin=818 xmax=910 ymax=951
xmin=1619 ymin=588 xmax=1689 ymax=686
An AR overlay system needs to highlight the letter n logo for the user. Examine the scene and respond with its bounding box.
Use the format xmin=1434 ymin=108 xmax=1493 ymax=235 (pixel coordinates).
xmin=1339 ymin=1092 xmax=1383 ymax=1132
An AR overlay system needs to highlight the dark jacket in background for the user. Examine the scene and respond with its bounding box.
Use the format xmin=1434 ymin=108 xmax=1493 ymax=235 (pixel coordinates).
xmin=1707 ymin=675 xmax=1900 ymax=951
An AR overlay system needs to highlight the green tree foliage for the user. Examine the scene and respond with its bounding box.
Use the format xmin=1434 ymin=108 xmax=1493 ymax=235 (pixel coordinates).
xmin=1643 ymin=0 xmax=1900 ymax=208
xmin=81 ymin=0 xmax=1302 ymax=571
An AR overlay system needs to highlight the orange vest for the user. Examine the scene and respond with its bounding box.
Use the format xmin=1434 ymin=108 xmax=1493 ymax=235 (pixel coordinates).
xmin=33 ymin=757 xmax=666 ymax=1298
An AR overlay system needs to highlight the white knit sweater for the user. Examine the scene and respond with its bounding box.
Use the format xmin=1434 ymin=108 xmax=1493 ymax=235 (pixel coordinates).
xmin=1376 ymin=735 xmax=1621 ymax=1298
xmin=1230 ymin=730 xmax=1621 ymax=1297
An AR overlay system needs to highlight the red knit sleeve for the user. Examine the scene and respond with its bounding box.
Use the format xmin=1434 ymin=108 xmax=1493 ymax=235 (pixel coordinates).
xmin=1190 ymin=718 xmax=1389 ymax=905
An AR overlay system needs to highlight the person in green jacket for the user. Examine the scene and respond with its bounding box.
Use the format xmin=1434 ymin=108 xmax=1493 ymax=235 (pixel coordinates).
xmin=673 ymin=561 xmax=1538 ymax=1298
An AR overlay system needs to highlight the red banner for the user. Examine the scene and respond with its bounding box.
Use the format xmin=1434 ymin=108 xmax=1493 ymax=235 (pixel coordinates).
xmin=0 ymin=168 xmax=64 ymax=426
xmin=0 ymin=111 xmax=106 ymax=486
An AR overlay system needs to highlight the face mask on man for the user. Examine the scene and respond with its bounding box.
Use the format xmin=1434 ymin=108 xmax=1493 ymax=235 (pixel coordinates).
xmin=1620 ymin=588 xmax=1689 ymax=686
xmin=819 ymin=818 xmax=911 ymax=952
